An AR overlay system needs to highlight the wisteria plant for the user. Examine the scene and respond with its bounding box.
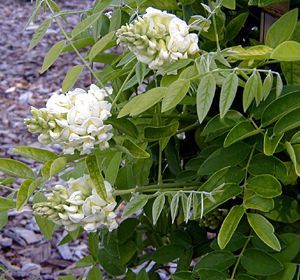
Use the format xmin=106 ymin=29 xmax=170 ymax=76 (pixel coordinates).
xmin=1 ymin=0 xmax=300 ymax=279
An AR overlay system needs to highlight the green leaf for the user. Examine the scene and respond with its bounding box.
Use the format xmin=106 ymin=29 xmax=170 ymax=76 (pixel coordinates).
xmin=104 ymin=152 xmax=122 ymax=185
xmin=194 ymin=251 xmax=236 ymax=271
xmin=276 ymin=75 xmax=283 ymax=98
xmin=106 ymin=117 xmax=138 ymax=138
xmin=203 ymin=183 xmax=242 ymax=215
xmin=50 ymin=157 xmax=67 ymax=177
xmin=152 ymin=194 xmax=165 ymax=225
xmin=12 ymin=146 xmax=58 ymax=163
xmin=219 ymin=72 xmax=239 ymax=118
xmin=281 ymin=61 xmax=300 ymax=85
xmin=62 ymin=65 xmax=84 ymax=93
xmin=262 ymin=90 xmax=300 ymax=126
xmin=222 ymin=0 xmax=236 ymax=9
xmin=225 ymin=12 xmax=248 ymax=42
xmin=265 ymin=195 xmax=300 ymax=223
xmin=274 ymin=233 xmax=300 ymax=262
xmin=285 ymin=142 xmax=300 ymax=176
xmin=109 ymin=8 xmax=122 ymax=32
xmin=217 ymin=205 xmax=244 ymax=249
xmin=40 ymin=40 xmax=66 ymax=73
xmin=274 ymin=107 xmax=300 ymax=135
xmin=263 ymin=130 xmax=283 ymax=156
xmin=266 ymin=263 xmax=297 ymax=280
xmin=0 ymin=197 xmax=15 ymax=212
xmin=196 ymin=74 xmax=216 ymax=123
xmin=196 ymin=269 xmax=226 ymax=280
xmin=144 ymin=122 xmax=179 ymax=140
xmin=123 ymin=195 xmax=149 ymax=217
xmin=86 ymin=155 xmax=107 ymax=200
xmin=150 ymin=245 xmax=184 ymax=264
xmin=98 ymin=250 xmax=125 ymax=276
xmin=123 ymin=139 xmax=150 ymax=159
xmin=247 ymin=213 xmax=281 ymax=251
xmin=0 ymin=158 xmax=35 ymax=179
xmin=162 ymin=79 xmax=190 ymax=112
xmin=159 ymin=59 xmax=192 ymax=76
xmin=244 ymin=192 xmax=274 ymax=212
xmin=246 ymin=174 xmax=281 ymax=198
xmin=271 ymin=41 xmax=300 ymax=61
xmin=266 ymin=9 xmax=298 ymax=48
xmin=243 ymin=70 xmax=258 ymax=112
xmin=119 ymin=241 xmax=137 ymax=265
xmin=117 ymin=218 xmax=139 ymax=244
xmin=198 ymin=142 xmax=251 ymax=175
xmin=0 ymin=211 xmax=8 ymax=230
xmin=224 ymin=120 xmax=260 ymax=147
xmin=262 ymin=71 xmax=273 ymax=100
xmin=202 ymin=110 xmax=245 ymax=141
xmin=29 ymin=18 xmax=51 ymax=49
xmin=72 ymin=12 xmax=102 ymax=37
xmin=171 ymin=272 xmax=193 ymax=280
xmin=87 ymin=266 xmax=102 ymax=280
xmin=89 ymin=31 xmax=115 ymax=61
xmin=118 ymin=87 xmax=166 ymax=118
xmin=241 ymin=248 xmax=284 ymax=276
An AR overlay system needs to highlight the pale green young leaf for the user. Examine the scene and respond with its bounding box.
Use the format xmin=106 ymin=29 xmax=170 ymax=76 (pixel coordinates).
xmin=247 ymin=213 xmax=281 ymax=251
xmin=271 ymin=41 xmax=300 ymax=61
xmin=196 ymin=74 xmax=216 ymax=123
xmin=276 ymin=74 xmax=283 ymax=97
xmin=109 ymin=8 xmax=121 ymax=32
xmin=0 ymin=158 xmax=35 ymax=179
xmin=123 ymin=195 xmax=149 ymax=217
xmin=105 ymin=152 xmax=122 ymax=185
xmin=0 ymin=197 xmax=15 ymax=212
xmin=219 ymin=72 xmax=238 ymax=118
xmin=136 ymin=62 xmax=148 ymax=85
xmin=16 ymin=179 xmax=32 ymax=211
xmin=89 ymin=31 xmax=115 ymax=61
xmin=29 ymin=18 xmax=51 ymax=50
xmin=0 ymin=212 xmax=8 ymax=230
xmin=254 ymin=71 xmax=263 ymax=105
xmin=86 ymin=155 xmax=107 ymax=200
xmin=162 ymin=79 xmax=190 ymax=112
xmin=266 ymin=8 xmax=298 ymax=48
xmin=243 ymin=70 xmax=258 ymax=112
xmin=224 ymin=120 xmax=260 ymax=148
xmin=12 ymin=146 xmax=58 ymax=163
xmin=263 ymin=129 xmax=283 ymax=156
xmin=41 ymin=40 xmax=66 ymax=73
xmin=262 ymin=71 xmax=273 ymax=100
xmin=170 ymin=192 xmax=180 ymax=223
xmin=50 ymin=157 xmax=67 ymax=177
xmin=152 ymin=194 xmax=165 ymax=225
xmin=62 ymin=65 xmax=84 ymax=93
xmin=246 ymin=174 xmax=282 ymax=198
xmin=218 ymin=205 xmax=244 ymax=249
xmin=118 ymin=87 xmax=166 ymax=118
xmin=72 ymin=12 xmax=102 ymax=37
xmin=285 ymin=142 xmax=300 ymax=176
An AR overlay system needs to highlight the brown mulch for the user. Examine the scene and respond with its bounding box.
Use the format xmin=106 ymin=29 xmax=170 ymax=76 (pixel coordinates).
xmin=0 ymin=0 xmax=96 ymax=279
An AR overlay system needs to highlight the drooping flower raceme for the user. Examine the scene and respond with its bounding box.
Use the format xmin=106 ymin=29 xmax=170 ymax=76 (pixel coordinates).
xmin=116 ymin=7 xmax=199 ymax=72
xmin=33 ymin=175 xmax=118 ymax=232
xmin=24 ymin=85 xmax=113 ymax=155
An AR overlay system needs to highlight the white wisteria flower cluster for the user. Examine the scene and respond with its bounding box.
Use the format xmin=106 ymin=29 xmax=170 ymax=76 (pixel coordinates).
xmin=33 ymin=175 xmax=118 ymax=232
xmin=116 ymin=7 xmax=199 ymax=72
xmin=24 ymin=85 xmax=113 ymax=155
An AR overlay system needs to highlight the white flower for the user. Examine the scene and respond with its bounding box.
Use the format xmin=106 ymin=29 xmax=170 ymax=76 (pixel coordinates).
xmin=25 ymin=84 xmax=113 ymax=155
xmin=33 ymin=175 xmax=118 ymax=233
xmin=116 ymin=7 xmax=199 ymax=72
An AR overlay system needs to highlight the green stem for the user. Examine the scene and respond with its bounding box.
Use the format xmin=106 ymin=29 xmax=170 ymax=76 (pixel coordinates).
xmin=113 ymin=182 xmax=199 ymax=196
xmin=230 ymin=234 xmax=252 ymax=280
xmin=112 ymin=66 xmax=136 ymax=109
xmin=158 ymin=141 xmax=163 ymax=185
xmin=243 ymin=143 xmax=257 ymax=188
xmin=46 ymin=0 xmax=113 ymax=102
xmin=177 ymin=121 xmax=199 ymax=134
